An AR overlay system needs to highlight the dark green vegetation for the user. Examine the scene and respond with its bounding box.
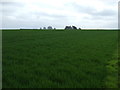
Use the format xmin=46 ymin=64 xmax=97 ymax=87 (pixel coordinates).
xmin=2 ymin=30 xmax=118 ymax=88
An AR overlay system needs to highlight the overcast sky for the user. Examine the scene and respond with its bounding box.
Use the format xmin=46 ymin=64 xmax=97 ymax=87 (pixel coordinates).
xmin=0 ymin=0 xmax=119 ymax=29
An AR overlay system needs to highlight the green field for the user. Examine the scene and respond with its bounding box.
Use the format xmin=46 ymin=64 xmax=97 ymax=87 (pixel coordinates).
xmin=2 ymin=30 xmax=118 ymax=88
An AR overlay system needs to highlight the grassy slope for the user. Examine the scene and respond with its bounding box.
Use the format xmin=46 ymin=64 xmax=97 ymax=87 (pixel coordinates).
xmin=2 ymin=30 xmax=118 ymax=88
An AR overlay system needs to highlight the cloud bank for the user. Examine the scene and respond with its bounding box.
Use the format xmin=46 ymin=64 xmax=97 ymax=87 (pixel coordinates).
xmin=0 ymin=0 xmax=119 ymax=29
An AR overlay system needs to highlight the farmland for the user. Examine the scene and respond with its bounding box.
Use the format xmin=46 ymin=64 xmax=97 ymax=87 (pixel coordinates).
xmin=2 ymin=30 xmax=118 ymax=88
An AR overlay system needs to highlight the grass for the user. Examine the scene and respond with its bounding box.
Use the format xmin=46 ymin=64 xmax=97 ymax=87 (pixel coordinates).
xmin=2 ymin=30 xmax=118 ymax=88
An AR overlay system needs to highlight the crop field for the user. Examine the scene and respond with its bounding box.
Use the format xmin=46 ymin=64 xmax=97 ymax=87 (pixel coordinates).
xmin=2 ymin=30 xmax=118 ymax=88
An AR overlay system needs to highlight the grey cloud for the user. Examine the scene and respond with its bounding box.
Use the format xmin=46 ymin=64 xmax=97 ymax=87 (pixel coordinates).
xmin=70 ymin=2 xmax=116 ymax=17
xmin=2 ymin=10 xmax=71 ymax=29
xmin=33 ymin=12 xmax=68 ymax=19
xmin=1 ymin=1 xmax=24 ymax=16
xmin=92 ymin=9 xmax=117 ymax=16
xmin=0 ymin=1 xmax=24 ymax=7
xmin=66 ymin=2 xmax=117 ymax=29
xmin=66 ymin=2 xmax=117 ymax=25
xmin=1 ymin=0 xmax=118 ymax=29
xmin=2 ymin=15 xmax=67 ymax=29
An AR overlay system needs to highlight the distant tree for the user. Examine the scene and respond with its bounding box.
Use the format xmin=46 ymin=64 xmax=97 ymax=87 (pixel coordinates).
xmin=43 ymin=27 xmax=46 ymax=30
xmin=72 ymin=26 xmax=77 ymax=29
xmin=48 ymin=26 xmax=52 ymax=29
xmin=65 ymin=26 xmax=72 ymax=30
xmin=79 ymin=28 xmax=81 ymax=30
